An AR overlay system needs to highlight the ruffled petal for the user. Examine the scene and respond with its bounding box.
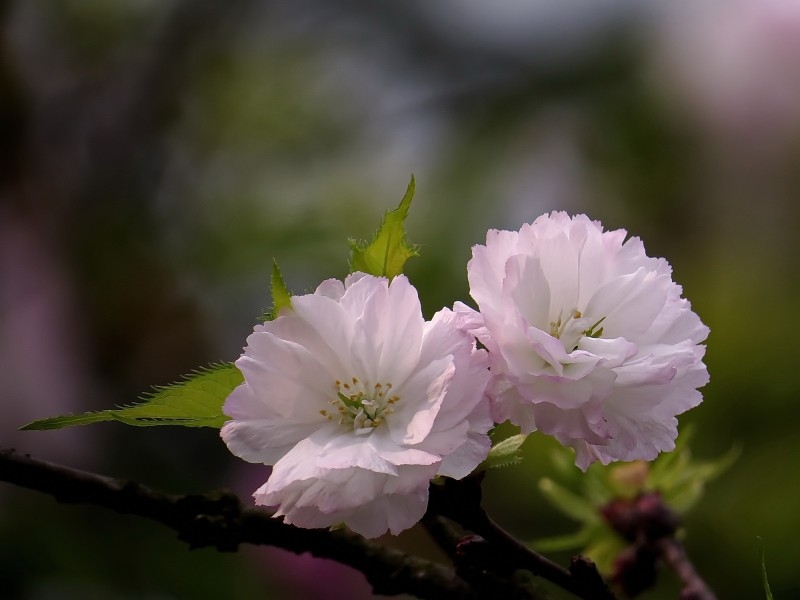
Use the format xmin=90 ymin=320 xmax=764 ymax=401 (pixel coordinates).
xmin=466 ymin=212 xmax=709 ymax=469
xmin=222 ymin=272 xmax=493 ymax=537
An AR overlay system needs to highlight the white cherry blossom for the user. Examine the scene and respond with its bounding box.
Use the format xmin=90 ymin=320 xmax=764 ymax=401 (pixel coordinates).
xmin=455 ymin=212 xmax=709 ymax=469
xmin=221 ymin=273 xmax=491 ymax=538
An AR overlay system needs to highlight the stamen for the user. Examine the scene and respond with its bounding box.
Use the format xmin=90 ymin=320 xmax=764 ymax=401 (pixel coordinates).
xmin=330 ymin=378 xmax=399 ymax=433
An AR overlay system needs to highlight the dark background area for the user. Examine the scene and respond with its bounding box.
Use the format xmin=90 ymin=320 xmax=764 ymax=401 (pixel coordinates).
xmin=2 ymin=1 xmax=799 ymax=598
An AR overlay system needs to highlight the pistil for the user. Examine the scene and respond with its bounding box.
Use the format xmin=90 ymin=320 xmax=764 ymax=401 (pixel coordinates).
xmin=320 ymin=377 xmax=400 ymax=434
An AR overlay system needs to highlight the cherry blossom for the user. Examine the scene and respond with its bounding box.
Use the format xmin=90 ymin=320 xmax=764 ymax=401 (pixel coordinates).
xmin=222 ymin=273 xmax=491 ymax=537
xmin=456 ymin=212 xmax=709 ymax=469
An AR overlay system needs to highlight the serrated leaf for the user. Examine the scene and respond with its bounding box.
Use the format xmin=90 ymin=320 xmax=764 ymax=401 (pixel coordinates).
xmin=479 ymin=433 xmax=528 ymax=470
xmin=21 ymin=363 xmax=242 ymax=430
xmin=349 ymin=176 xmax=418 ymax=279
xmin=263 ymin=259 xmax=292 ymax=321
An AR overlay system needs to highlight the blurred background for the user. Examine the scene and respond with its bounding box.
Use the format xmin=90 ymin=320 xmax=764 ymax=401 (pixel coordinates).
xmin=1 ymin=1 xmax=799 ymax=598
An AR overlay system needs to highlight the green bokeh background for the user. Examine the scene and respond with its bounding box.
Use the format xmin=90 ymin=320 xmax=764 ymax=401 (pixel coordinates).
xmin=2 ymin=2 xmax=798 ymax=599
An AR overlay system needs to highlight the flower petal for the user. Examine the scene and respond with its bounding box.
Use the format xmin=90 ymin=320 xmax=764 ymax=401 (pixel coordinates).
xmin=466 ymin=212 xmax=709 ymax=468
xmin=222 ymin=272 xmax=493 ymax=536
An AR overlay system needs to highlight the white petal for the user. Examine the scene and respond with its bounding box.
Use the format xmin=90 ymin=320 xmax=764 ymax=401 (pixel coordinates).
xmin=315 ymin=432 xmax=399 ymax=475
xmin=265 ymin=426 xmax=341 ymax=493
xmin=220 ymin=418 xmax=317 ymax=465
xmin=314 ymin=277 xmax=346 ymax=300
xmin=389 ymin=356 xmax=454 ymax=445
xmin=577 ymin=337 xmax=638 ymax=369
xmin=452 ymin=301 xmax=490 ymax=341
xmin=465 ymin=212 xmax=709 ymax=468
xmin=354 ymin=274 xmax=424 ymax=385
xmin=290 ymin=293 xmax=356 ymax=371
xmin=236 ymin=331 xmax=339 ymax=421
xmin=467 ymin=229 xmax=519 ymax=313
xmin=222 ymin=271 xmax=496 ymax=534
xmin=345 ymin=487 xmax=430 ymax=538
xmin=368 ymin=428 xmax=442 ymax=466
xmin=504 ymin=254 xmax=551 ymax=330
xmin=437 ymin=431 xmax=492 ymax=479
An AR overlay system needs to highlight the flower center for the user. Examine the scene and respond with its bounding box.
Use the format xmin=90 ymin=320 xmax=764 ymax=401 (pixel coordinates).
xmin=549 ymin=309 xmax=606 ymax=352
xmin=321 ymin=377 xmax=400 ymax=435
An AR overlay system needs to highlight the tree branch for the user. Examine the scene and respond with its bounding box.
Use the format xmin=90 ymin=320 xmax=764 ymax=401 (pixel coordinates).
xmin=0 ymin=447 xmax=628 ymax=600
xmin=0 ymin=448 xmax=475 ymax=600
xmin=656 ymin=537 xmax=717 ymax=600
xmin=601 ymin=492 xmax=717 ymax=599
xmin=428 ymin=475 xmax=617 ymax=600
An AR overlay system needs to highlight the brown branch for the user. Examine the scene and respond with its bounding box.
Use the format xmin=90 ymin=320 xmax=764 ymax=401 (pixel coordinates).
xmin=421 ymin=514 xmax=547 ymax=600
xmin=601 ymin=492 xmax=717 ymax=599
xmin=0 ymin=448 xmax=475 ymax=600
xmin=0 ymin=446 xmax=631 ymax=600
xmin=656 ymin=537 xmax=717 ymax=600
xmin=428 ymin=475 xmax=617 ymax=600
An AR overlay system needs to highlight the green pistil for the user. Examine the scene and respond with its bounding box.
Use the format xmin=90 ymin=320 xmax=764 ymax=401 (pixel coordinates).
xmin=583 ymin=316 xmax=606 ymax=339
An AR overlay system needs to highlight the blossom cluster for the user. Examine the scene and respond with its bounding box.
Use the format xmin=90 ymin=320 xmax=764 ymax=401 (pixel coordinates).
xmin=221 ymin=212 xmax=709 ymax=537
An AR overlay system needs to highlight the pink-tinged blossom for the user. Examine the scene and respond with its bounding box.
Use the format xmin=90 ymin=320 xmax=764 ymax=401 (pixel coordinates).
xmin=652 ymin=0 xmax=800 ymax=153
xmin=455 ymin=212 xmax=709 ymax=470
xmin=221 ymin=273 xmax=491 ymax=538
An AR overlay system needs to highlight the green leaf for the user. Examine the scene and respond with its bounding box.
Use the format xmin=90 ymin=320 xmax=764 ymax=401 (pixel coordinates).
xmin=349 ymin=176 xmax=419 ymax=278
xmin=582 ymin=534 xmax=627 ymax=575
xmin=657 ymin=444 xmax=740 ymax=513
xmin=21 ymin=363 xmax=242 ymax=430
xmin=538 ymin=477 xmax=600 ymax=524
xmin=263 ymin=259 xmax=292 ymax=321
xmin=479 ymin=433 xmax=528 ymax=470
xmin=532 ymin=525 xmax=596 ymax=553
xmin=759 ymin=538 xmax=774 ymax=600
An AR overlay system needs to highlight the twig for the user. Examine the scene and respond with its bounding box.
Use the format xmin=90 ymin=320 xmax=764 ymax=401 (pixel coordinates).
xmin=601 ymin=492 xmax=717 ymax=599
xmin=428 ymin=475 xmax=616 ymax=600
xmin=421 ymin=514 xmax=547 ymax=600
xmin=0 ymin=448 xmax=474 ymax=600
xmin=657 ymin=537 xmax=717 ymax=600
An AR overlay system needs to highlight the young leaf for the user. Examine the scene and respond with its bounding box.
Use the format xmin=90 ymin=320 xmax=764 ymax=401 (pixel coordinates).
xmin=21 ymin=363 xmax=242 ymax=430
xmin=582 ymin=535 xmax=628 ymax=575
xmin=758 ymin=537 xmax=774 ymax=600
xmin=656 ymin=443 xmax=740 ymax=513
xmin=349 ymin=176 xmax=419 ymax=278
xmin=538 ymin=477 xmax=600 ymax=524
xmin=479 ymin=433 xmax=528 ymax=470
xmin=532 ymin=525 xmax=596 ymax=553
xmin=263 ymin=259 xmax=292 ymax=321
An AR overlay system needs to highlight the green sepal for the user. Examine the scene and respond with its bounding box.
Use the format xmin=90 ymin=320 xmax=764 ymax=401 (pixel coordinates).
xmin=21 ymin=363 xmax=242 ymax=430
xmin=262 ymin=259 xmax=292 ymax=321
xmin=348 ymin=176 xmax=419 ymax=279
xmin=479 ymin=433 xmax=528 ymax=471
